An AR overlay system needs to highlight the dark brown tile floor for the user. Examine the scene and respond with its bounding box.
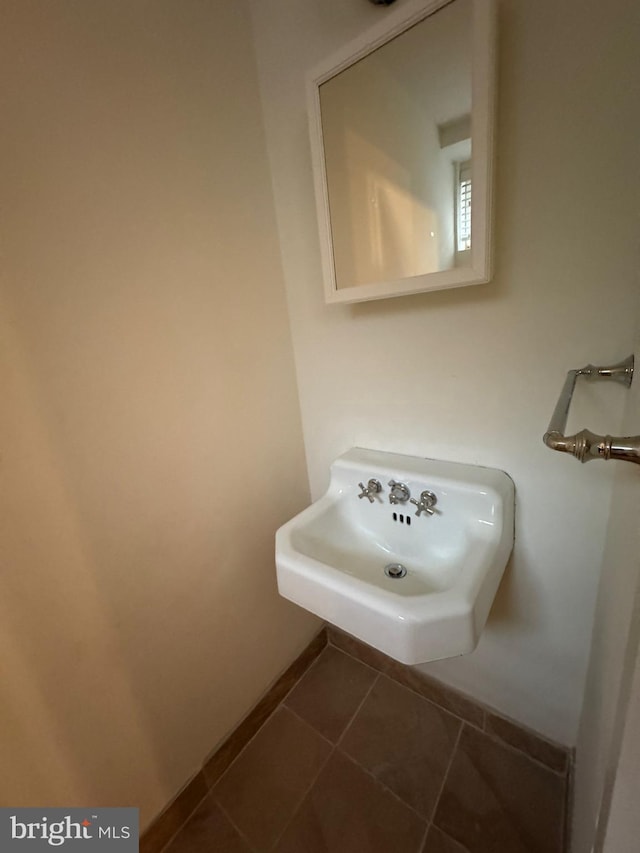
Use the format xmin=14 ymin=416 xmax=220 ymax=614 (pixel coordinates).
xmin=165 ymin=642 xmax=569 ymax=853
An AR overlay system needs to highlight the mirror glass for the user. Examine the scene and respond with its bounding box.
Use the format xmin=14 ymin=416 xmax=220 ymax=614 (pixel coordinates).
xmin=308 ymin=0 xmax=495 ymax=304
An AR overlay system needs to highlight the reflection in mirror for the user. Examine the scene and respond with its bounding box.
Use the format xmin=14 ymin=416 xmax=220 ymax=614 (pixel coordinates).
xmin=308 ymin=0 xmax=495 ymax=304
xmin=320 ymin=0 xmax=471 ymax=288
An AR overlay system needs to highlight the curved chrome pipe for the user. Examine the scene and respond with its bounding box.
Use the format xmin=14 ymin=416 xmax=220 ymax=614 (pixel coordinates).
xmin=543 ymin=355 xmax=640 ymax=465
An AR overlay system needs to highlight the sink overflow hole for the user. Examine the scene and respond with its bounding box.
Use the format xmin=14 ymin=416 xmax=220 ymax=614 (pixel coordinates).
xmin=384 ymin=563 xmax=407 ymax=579
xmin=392 ymin=512 xmax=411 ymax=526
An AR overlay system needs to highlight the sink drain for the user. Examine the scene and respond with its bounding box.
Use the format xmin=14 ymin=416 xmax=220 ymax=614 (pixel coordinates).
xmin=384 ymin=562 xmax=407 ymax=579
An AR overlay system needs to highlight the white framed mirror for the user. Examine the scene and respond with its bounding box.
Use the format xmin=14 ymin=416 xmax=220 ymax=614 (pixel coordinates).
xmin=307 ymin=0 xmax=496 ymax=304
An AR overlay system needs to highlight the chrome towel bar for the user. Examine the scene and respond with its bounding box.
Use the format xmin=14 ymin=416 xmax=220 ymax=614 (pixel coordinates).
xmin=543 ymin=355 xmax=640 ymax=464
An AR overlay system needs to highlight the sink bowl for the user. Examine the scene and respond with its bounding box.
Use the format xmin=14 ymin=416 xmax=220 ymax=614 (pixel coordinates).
xmin=276 ymin=448 xmax=514 ymax=664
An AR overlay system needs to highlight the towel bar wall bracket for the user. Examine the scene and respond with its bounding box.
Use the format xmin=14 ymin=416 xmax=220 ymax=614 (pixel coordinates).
xmin=543 ymin=355 xmax=640 ymax=465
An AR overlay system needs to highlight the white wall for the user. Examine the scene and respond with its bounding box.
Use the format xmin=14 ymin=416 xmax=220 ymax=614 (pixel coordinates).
xmin=602 ymin=621 xmax=640 ymax=852
xmin=573 ymin=340 xmax=640 ymax=851
xmin=0 ymin=0 xmax=319 ymax=826
xmin=249 ymin=0 xmax=640 ymax=745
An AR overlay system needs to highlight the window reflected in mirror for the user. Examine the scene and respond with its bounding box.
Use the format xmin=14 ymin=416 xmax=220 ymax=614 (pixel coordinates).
xmin=319 ymin=0 xmax=472 ymax=290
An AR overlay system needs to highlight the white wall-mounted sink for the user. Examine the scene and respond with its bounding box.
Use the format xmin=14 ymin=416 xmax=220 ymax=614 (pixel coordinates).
xmin=276 ymin=448 xmax=514 ymax=665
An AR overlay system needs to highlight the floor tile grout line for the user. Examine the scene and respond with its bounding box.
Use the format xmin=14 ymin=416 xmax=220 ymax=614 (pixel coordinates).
xmin=331 ymin=670 xmax=458 ymax=824
xmin=209 ymin=713 xmax=275 ymax=791
xmin=183 ymin=642 xmax=371 ymax=853
xmin=418 ymin=820 xmax=432 ymax=853
xmin=375 ymin=671 xmax=471 ymax=731
xmin=328 ymin=645 xmax=382 ymax=677
xmin=326 ymin=638 xmax=479 ymax=728
xmin=327 ymin=631 xmax=571 ymax=757
xmin=482 ymin=712 xmax=569 ymax=775
xmin=334 ymin=670 xmax=381 ymax=750
xmin=279 ymin=638 xmax=384 ymax=742
xmin=480 ymin=720 xmax=568 ymax=772
xmin=335 ymin=749 xmax=429 ymax=825
xmin=327 ymin=642 xmax=489 ymax=826
xmin=169 ymin=636 xmax=565 ymax=853
xmin=270 ymin=669 xmax=434 ymax=846
xmin=155 ymin=787 xmax=211 ymax=853
xmin=212 ymin=702 xmax=335 ymax=852
xmin=327 ymin=636 xmax=570 ymax=776
xmin=214 ymin=796 xmax=260 ymax=853
xmin=206 ymin=632 xmax=329 ymax=789
xmin=198 ymin=631 xmax=566 ymax=852
xmin=158 ymin=632 xmax=562 ymax=853
xmin=278 ymin=635 xmax=330 ymax=706
xmin=283 ymin=703 xmax=337 ymax=748
xmin=209 ymin=688 xmax=324 ymax=792
xmin=427 ymin=718 xmax=464 ymax=829
xmin=422 ymin=821 xmax=472 ymax=853
xmin=429 ymin=824 xmax=471 ymax=853
xmin=267 ymin=742 xmax=337 ymax=852
xmin=302 ymin=665 xmax=432 ymax=824
xmin=464 ymin=717 xmax=570 ymax=778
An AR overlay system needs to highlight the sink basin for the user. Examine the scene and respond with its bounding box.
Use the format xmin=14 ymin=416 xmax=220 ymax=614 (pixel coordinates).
xmin=276 ymin=448 xmax=514 ymax=664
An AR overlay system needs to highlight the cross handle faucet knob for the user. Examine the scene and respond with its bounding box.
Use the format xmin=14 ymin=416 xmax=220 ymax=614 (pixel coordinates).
xmin=410 ymin=490 xmax=438 ymax=516
xmin=358 ymin=479 xmax=382 ymax=503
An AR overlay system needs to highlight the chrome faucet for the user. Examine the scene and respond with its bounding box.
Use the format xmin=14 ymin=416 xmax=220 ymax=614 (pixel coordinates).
xmin=388 ymin=480 xmax=410 ymax=504
xmin=410 ymin=490 xmax=438 ymax=517
xmin=358 ymin=479 xmax=382 ymax=503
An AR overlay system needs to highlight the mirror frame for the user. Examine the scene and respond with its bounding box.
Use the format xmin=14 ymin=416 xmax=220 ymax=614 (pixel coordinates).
xmin=307 ymin=0 xmax=496 ymax=305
